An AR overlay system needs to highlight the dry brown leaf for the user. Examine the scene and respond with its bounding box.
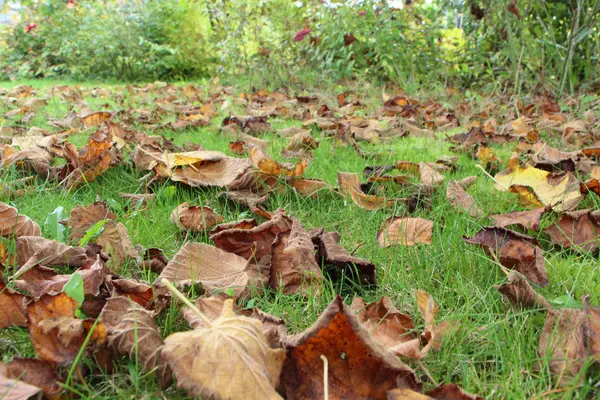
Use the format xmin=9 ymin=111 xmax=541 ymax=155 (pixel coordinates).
xmin=387 ymin=384 xmax=483 ymax=400
xmin=544 ymin=209 xmax=600 ymax=252
xmin=271 ymin=219 xmax=324 ymax=295
xmin=0 ymin=371 xmax=42 ymax=400
xmin=446 ymin=180 xmax=483 ymax=217
xmin=81 ymin=111 xmax=113 ymax=127
xmin=139 ymin=247 xmax=169 ymax=274
xmin=0 ymin=358 xmax=61 ymax=399
xmin=100 ymin=296 xmax=170 ymax=385
xmin=61 ymin=201 xmax=115 ymax=243
xmin=15 ymin=236 xmax=87 ymax=276
xmin=162 ymin=299 xmax=285 ymax=399
xmin=0 ymin=276 xmax=27 ymax=329
xmin=490 ymin=207 xmax=548 ymax=231
xmin=378 ymin=217 xmax=433 ymax=248
xmin=109 ymin=278 xmax=155 ymax=309
xmin=289 ymin=178 xmax=332 ymax=197
xmin=463 ymin=227 xmax=548 ymax=286
xmin=338 ymin=172 xmax=398 ymax=210
xmin=96 ymin=221 xmax=138 ymax=271
xmin=210 ymin=209 xmax=292 ymax=260
xmin=170 ymin=203 xmax=223 ymax=232
xmin=157 ymin=242 xmax=269 ymax=297
xmin=281 ymin=296 xmax=420 ymax=399
xmin=351 ymin=297 xmax=420 ymax=359
xmin=0 ymin=202 xmax=40 ymax=238
xmin=249 ymin=144 xmax=308 ymax=177
xmin=496 ymin=271 xmax=550 ymax=309
xmin=221 ymin=190 xmax=271 ymax=219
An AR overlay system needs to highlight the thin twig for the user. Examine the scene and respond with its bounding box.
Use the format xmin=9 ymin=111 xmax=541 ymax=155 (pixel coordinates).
xmin=320 ymin=355 xmax=329 ymax=400
xmin=160 ymin=279 xmax=212 ymax=328
xmin=475 ymin=164 xmax=508 ymax=190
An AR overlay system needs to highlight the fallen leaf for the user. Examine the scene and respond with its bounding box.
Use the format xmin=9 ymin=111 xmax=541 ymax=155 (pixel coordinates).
xmin=140 ymin=247 xmax=169 ymax=274
xmin=249 ymin=144 xmax=308 ymax=177
xmin=463 ymin=227 xmax=548 ymax=286
xmin=170 ymin=203 xmax=223 ymax=232
xmin=0 ymin=370 xmax=41 ymax=400
xmin=0 ymin=358 xmax=61 ymax=399
xmin=61 ymin=201 xmax=115 ymax=243
xmin=414 ymin=290 xmax=459 ymax=353
xmin=0 ymin=276 xmax=27 ymax=329
xmin=496 ymin=271 xmax=550 ymax=309
xmin=271 ymin=218 xmax=324 ymax=295
xmin=15 ymin=236 xmax=87 ymax=276
xmin=387 ymin=384 xmax=483 ymax=399
xmin=96 ymin=222 xmax=139 ymax=270
xmin=338 ymin=172 xmax=398 ymax=210
xmin=446 ymin=180 xmax=483 ymax=217
xmin=0 ymin=202 xmax=41 ymax=238
xmin=490 ymin=207 xmax=548 ymax=231
xmin=221 ymin=190 xmax=271 ymax=219
xmin=81 ymin=111 xmax=113 ymax=127
xmin=377 ymin=217 xmax=434 ymax=248
xmin=109 ymin=278 xmax=154 ymax=309
xmin=281 ymin=296 xmax=420 ymax=399
xmin=544 ymin=209 xmax=600 ymax=252
xmin=289 ymin=178 xmax=332 ymax=197
xmin=162 ymin=298 xmax=285 ymax=399
xmin=157 ymin=242 xmax=269 ymax=297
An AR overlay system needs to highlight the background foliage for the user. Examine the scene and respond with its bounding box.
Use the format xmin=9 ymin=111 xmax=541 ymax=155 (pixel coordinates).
xmin=0 ymin=0 xmax=599 ymax=93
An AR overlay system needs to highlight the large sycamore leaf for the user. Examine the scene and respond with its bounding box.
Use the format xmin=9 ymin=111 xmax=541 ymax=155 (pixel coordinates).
xmin=377 ymin=217 xmax=433 ymax=248
xmin=0 ymin=275 xmax=27 ymax=329
xmin=463 ymin=227 xmax=548 ymax=286
xmin=161 ymin=299 xmax=285 ymax=400
xmin=15 ymin=236 xmax=87 ymax=276
xmin=100 ymin=296 xmax=171 ymax=386
xmin=157 ymin=242 xmax=269 ymax=297
xmin=271 ymin=219 xmax=324 ymax=295
xmin=152 ymin=150 xmax=253 ymax=188
xmin=281 ymin=296 xmax=420 ymax=399
xmin=0 ymin=202 xmax=40 ymax=238
xmin=0 ymin=358 xmax=62 ymax=399
xmin=494 ymin=166 xmax=582 ymax=211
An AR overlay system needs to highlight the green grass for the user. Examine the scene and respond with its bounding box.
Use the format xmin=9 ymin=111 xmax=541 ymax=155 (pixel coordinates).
xmin=1 ymin=81 xmax=599 ymax=399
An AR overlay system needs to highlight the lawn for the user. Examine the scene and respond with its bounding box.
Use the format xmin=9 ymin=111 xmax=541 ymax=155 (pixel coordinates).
xmin=1 ymin=80 xmax=599 ymax=399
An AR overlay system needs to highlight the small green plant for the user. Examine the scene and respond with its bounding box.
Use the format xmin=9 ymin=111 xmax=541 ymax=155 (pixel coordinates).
xmin=78 ymin=219 xmax=109 ymax=247
xmin=44 ymin=206 xmax=65 ymax=242
xmin=62 ymin=272 xmax=86 ymax=318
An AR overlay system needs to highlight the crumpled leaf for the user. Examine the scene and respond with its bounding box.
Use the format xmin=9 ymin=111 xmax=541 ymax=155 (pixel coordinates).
xmin=249 ymin=144 xmax=308 ymax=177
xmin=0 ymin=358 xmax=62 ymax=399
xmin=60 ymin=201 xmax=115 ymax=243
xmin=463 ymin=227 xmax=548 ymax=286
xmin=313 ymin=230 xmax=376 ymax=285
xmin=139 ymin=247 xmax=168 ymax=274
xmin=289 ymin=178 xmax=332 ymax=197
xmin=0 ymin=371 xmax=42 ymax=400
xmin=210 ymin=209 xmax=292 ymax=260
xmin=494 ymin=166 xmax=582 ymax=211
xmin=100 ymin=296 xmax=171 ymax=385
xmin=496 ymin=271 xmax=550 ymax=309
xmin=15 ymin=236 xmax=87 ymax=276
xmin=281 ymin=296 xmax=420 ymax=399
xmin=0 ymin=202 xmax=40 ymax=238
xmin=157 ymin=242 xmax=269 ymax=297
xmin=95 ymin=221 xmax=139 ymax=271
xmin=490 ymin=207 xmax=548 ymax=231
xmin=162 ymin=298 xmax=285 ymax=399
xmin=544 ymin=209 xmax=600 ymax=252
xmin=81 ymin=111 xmax=113 ymax=127
xmin=446 ymin=180 xmax=483 ymax=217
xmin=414 ymin=290 xmax=460 ymax=353
xmin=170 ymin=202 xmax=223 ymax=232
xmin=271 ymin=218 xmax=324 ymax=295
xmin=109 ymin=278 xmax=155 ymax=309
xmin=221 ymin=190 xmax=272 ymax=219
xmin=338 ymin=172 xmax=398 ymax=210
xmin=0 ymin=276 xmax=27 ymax=329
xmin=377 ymin=217 xmax=434 ymax=248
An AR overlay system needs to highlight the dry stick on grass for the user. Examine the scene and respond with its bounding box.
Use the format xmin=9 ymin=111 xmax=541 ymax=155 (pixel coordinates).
xmin=320 ymin=355 xmax=329 ymax=400
xmin=160 ymin=278 xmax=213 ymax=328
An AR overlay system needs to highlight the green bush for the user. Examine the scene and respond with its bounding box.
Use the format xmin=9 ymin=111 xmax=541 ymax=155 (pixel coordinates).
xmin=0 ymin=0 xmax=215 ymax=81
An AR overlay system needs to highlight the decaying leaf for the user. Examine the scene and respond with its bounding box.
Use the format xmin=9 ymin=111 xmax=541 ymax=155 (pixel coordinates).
xmin=496 ymin=271 xmax=550 ymax=309
xmin=490 ymin=207 xmax=548 ymax=231
xmin=0 ymin=371 xmax=42 ymax=400
xmin=414 ymin=290 xmax=460 ymax=353
xmin=446 ymin=180 xmax=483 ymax=217
xmin=15 ymin=236 xmax=87 ymax=276
xmin=170 ymin=202 xmax=223 ymax=232
xmin=61 ymin=201 xmax=115 ymax=243
xmin=289 ymin=178 xmax=332 ymax=197
xmin=271 ymin=218 xmax=324 ymax=295
xmin=81 ymin=111 xmax=113 ymax=127
xmin=463 ymin=227 xmax=548 ymax=286
xmin=0 ymin=358 xmax=62 ymax=399
xmin=139 ymin=247 xmax=168 ymax=274
xmin=162 ymin=299 xmax=285 ymax=399
xmin=281 ymin=296 xmax=420 ymax=399
xmin=157 ymin=242 xmax=269 ymax=297
xmin=387 ymin=384 xmax=483 ymax=400
xmin=0 ymin=276 xmax=27 ymax=329
xmin=96 ymin=221 xmax=139 ymax=270
xmin=249 ymin=144 xmax=308 ymax=177
xmin=544 ymin=209 xmax=600 ymax=252
xmin=377 ymin=217 xmax=433 ymax=248
xmin=0 ymin=202 xmax=41 ymax=238
xmin=109 ymin=278 xmax=155 ymax=309
xmin=338 ymin=172 xmax=398 ymax=210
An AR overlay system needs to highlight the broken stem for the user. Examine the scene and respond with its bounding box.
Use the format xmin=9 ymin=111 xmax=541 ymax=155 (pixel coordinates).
xmin=160 ymin=278 xmax=212 ymax=328
xmin=320 ymin=355 xmax=329 ymax=400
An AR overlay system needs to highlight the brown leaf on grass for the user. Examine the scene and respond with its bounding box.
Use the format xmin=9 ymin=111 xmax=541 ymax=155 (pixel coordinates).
xmin=282 ymin=296 xmax=420 ymax=399
xmin=0 ymin=276 xmax=27 ymax=329
xmin=463 ymin=227 xmax=548 ymax=286
xmin=286 ymin=131 xmax=318 ymax=152
xmin=313 ymin=230 xmax=376 ymax=285
xmin=338 ymin=172 xmax=398 ymax=210
xmin=494 ymin=166 xmax=583 ymax=211
xmin=119 ymin=192 xmax=155 ymax=206
xmin=531 ymin=142 xmax=578 ymax=172
xmin=170 ymin=203 xmax=223 ymax=232
xmin=61 ymin=201 xmax=115 ymax=243
xmin=27 ymin=293 xmax=106 ymax=364
xmin=81 ymin=111 xmax=113 ymax=127
xmin=152 ymin=150 xmax=253 ymax=188
xmin=0 ymin=202 xmax=41 ymax=238
xmin=377 ymin=217 xmax=433 ymax=248
xmin=109 ymin=278 xmax=154 ymax=309
xmin=448 ymin=127 xmax=488 ymax=146
xmin=182 ymin=295 xmax=287 ymax=348
xmin=544 ymin=209 xmax=600 ymax=252
xmin=60 ymin=132 xmax=116 ymax=190
xmin=100 ymin=296 xmax=170 ymax=384
xmin=490 ymin=207 xmax=548 ymax=231
xmin=289 ymin=178 xmax=332 ymax=197
xmin=249 ymin=144 xmax=308 ymax=177
xmin=210 ymin=209 xmax=292 ymax=260
xmin=96 ymin=222 xmax=139 ymax=271
xmin=387 ymin=384 xmax=483 ymax=400
xmin=414 ymin=290 xmax=460 ymax=353
xmin=0 ymin=371 xmax=42 ymax=400
xmin=394 ymin=161 xmax=445 ymax=186
xmin=157 ymin=242 xmax=269 ymax=297
xmin=496 ymin=271 xmax=550 ymax=309
xmin=140 ymin=247 xmax=168 ymax=274
xmin=351 ymin=297 xmax=420 ymax=359
xmin=16 ymin=260 xmax=104 ymax=299
xmin=229 ymin=140 xmax=246 ymax=155
xmin=446 ymin=180 xmax=483 ymax=217
xmin=271 ymin=219 xmax=324 ymax=295
xmin=2 ymin=145 xmax=52 ymax=177
xmin=15 ymin=236 xmax=87 ymax=276
xmin=584 ymin=297 xmax=600 ymax=361
xmin=162 ymin=298 xmax=285 ymax=400
xmin=0 ymin=358 xmax=62 ymax=399
xmin=221 ymin=190 xmax=272 ymax=219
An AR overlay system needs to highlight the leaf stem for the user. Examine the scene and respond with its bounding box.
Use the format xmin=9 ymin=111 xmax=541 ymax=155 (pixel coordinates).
xmin=320 ymin=355 xmax=329 ymax=400
xmin=160 ymin=278 xmax=212 ymax=328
